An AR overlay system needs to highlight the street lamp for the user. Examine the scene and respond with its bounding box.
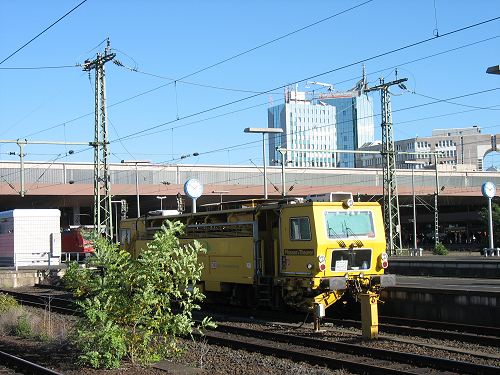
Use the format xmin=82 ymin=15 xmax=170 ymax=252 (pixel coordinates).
xmin=433 ymin=154 xmax=441 ymax=247
xmin=405 ymin=161 xmax=422 ymax=255
xmin=244 ymin=127 xmax=283 ymax=199
xmin=156 ymin=196 xmax=167 ymax=210
xmin=212 ymin=190 xmax=229 ymax=210
xmin=121 ymin=160 xmax=150 ymax=218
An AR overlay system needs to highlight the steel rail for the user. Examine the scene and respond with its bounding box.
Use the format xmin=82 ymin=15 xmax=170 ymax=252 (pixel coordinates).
xmin=0 ymin=349 xmax=63 ymax=375
xmin=200 ymin=330 xmax=417 ymax=375
xmin=324 ymin=317 xmax=500 ymax=347
xmin=211 ymin=323 xmax=500 ymax=375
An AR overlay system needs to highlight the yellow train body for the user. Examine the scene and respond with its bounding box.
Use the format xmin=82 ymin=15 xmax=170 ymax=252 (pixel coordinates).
xmin=120 ymin=194 xmax=395 ymax=314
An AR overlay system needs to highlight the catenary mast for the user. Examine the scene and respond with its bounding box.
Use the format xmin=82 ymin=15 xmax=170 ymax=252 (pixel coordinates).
xmin=82 ymin=39 xmax=115 ymax=240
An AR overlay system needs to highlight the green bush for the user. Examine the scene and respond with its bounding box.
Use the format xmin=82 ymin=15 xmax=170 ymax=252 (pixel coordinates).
xmin=15 ymin=314 xmax=32 ymax=338
xmin=64 ymin=221 xmax=214 ymax=368
xmin=0 ymin=293 xmax=18 ymax=312
xmin=433 ymin=242 xmax=449 ymax=255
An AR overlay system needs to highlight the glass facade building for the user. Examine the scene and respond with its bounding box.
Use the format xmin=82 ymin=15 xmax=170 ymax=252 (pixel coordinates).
xmin=320 ymin=93 xmax=374 ymax=167
xmin=268 ymin=90 xmax=337 ymax=168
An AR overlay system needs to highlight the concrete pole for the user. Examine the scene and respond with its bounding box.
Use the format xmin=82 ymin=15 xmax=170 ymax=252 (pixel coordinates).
xmin=434 ymin=154 xmax=440 ymax=246
xmin=279 ymin=148 xmax=287 ymax=197
xmin=411 ymin=168 xmax=417 ymax=250
xmin=18 ymin=143 xmax=25 ymax=197
xmin=135 ymin=163 xmax=140 ymax=218
xmin=488 ymin=197 xmax=494 ymax=249
xmin=263 ymin=133 xmax=268 ymax=199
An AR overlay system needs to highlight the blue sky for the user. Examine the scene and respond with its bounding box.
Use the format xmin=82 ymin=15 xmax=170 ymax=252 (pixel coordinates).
xmin=0 ymin=0 xmax=499 ymax=167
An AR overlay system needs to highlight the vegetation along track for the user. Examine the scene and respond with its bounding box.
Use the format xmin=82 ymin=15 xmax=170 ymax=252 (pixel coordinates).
xmin=201 ymin=322 xmax=499 ymax=374
xmin=3 ymin=288 xmax=499 ymax=373
xmin=0 ymin=349 xmax=62 ymax=375
xmin=0 ymin=288 xmax=77 ymax=315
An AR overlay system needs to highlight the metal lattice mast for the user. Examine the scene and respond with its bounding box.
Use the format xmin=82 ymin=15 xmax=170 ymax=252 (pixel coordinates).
xmin=365 ymin=77 xmax=407 ymax=255
xmin=83 ymin=39 xmax=115 ymax=240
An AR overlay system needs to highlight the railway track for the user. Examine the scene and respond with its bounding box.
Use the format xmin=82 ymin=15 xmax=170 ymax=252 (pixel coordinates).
xmin=3 ymin=288 xmax=499 ymax=373
xmin=0 ymin=288 xmax=77 ymax=315
xmin=201 ymin=323 xmax=499 ymax=374
xmin=323 ymin=316 xmax=500 ymax=347
xmin=0 ymin=350 xmax=62 ymax=375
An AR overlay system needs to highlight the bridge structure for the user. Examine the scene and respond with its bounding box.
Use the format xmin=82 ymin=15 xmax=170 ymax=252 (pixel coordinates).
xmin=0 ymin=161 xmax=498 ymax=249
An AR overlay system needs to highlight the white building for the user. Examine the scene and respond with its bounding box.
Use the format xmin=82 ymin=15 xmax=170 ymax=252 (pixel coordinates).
xmin=356 ymin=126 xmax=495 ymax=171
xmin=268 ymin=88 xmax=337 ymax=168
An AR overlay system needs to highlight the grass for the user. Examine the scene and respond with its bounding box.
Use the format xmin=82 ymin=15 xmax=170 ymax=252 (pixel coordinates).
xmin=0 ymin=292 xmax=74 ymax=344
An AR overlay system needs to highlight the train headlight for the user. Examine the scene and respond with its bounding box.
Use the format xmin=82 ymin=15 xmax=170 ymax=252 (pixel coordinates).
xmin=318 ymin=255 xmax=326 ymax=263
xmin=342 ymin=198 xmax=354 ymax=208
xmin=306 ymin=263 xmax=313 ymax=270
xmin=319 ymin=263 xmax=326 ymax=271
xmin=359 ymin=272 xmax=364 ymax=278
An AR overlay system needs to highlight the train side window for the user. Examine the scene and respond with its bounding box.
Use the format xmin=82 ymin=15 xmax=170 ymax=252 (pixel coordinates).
xmin=290 ymin=217 xmax=311 ymax=240
xmin=120 ymin=228 xmax=131 ymax=244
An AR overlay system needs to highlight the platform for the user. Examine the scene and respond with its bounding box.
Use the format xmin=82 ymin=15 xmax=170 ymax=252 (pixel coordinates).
xmin=389 ymin=254 xmax=500 ymax=278
xmin=381 ymin=275 xmax=500 ymax=328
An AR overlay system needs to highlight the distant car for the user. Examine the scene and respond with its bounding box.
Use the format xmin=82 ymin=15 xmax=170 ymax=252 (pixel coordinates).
xmin=61 ymin=226 xmax=94 ymax=255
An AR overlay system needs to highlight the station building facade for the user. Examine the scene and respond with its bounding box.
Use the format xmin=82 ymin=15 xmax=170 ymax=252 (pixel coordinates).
xmin=356 ymin=126 xmax=496 ymax=171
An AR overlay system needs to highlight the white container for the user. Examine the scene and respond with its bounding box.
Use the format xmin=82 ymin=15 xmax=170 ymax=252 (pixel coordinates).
xmin=0 ymin=209 xmax=61 ymax=267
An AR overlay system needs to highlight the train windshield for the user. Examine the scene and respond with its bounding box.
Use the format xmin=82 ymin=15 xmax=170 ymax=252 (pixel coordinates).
xmin=325 ymin=210 xmax=375 ymax=239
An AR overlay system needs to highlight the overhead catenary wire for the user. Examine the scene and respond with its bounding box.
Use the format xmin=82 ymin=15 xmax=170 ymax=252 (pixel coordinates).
xmin=110 ymin=17 xmax=500 ymax=144
xmin=3 ymin=86 xmax=497 ymax=190
xmin=0 ymin=0 xmax=89 ymax=65
xmin=18 ymin=33 xmax=499 ymax=140
xmin=6 ymin=18 xmax=499 ymax=175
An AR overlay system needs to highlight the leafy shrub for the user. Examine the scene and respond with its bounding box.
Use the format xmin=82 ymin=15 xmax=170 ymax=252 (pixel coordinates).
xmin=64 ymin=221 xmax=213 ymax=368
xmin=433 ymin=242 xmax=449 ymax=255
xmin=15 ymin=314 xmax=32 ymax=338
xmin=74 ymin=297 xmax=127 ymax=369
xmin=0 ymin=293 xmax=18 ymax=312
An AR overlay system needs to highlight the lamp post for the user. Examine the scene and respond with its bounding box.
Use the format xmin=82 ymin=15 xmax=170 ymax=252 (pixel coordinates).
xmin=156 ymin=196 xmax=167 ymax=210
xmin=244 ymin=127 xmax=283 ymax=199
xmin=121 ymin=160 xmax=150 ymax=218
xmin=277 ymin=148 xmax=288 ymax=197
xmin=433 ymin=154 xmax=440 ymax=247
xmin=481 ymin=181 xmax=499 ymax=256
xmin=212 ymin=190 xmax=229 ymax=210
xmin=405 ymin=161 xmax=421 ymax=255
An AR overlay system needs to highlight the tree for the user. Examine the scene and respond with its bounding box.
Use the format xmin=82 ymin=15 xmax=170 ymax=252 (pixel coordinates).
xmin=64 ymin=221 xmax=213 ymax=368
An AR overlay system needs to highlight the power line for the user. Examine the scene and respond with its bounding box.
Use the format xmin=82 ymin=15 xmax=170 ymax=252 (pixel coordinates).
xmin=0 ymin=0 xmax=88 ymax=65
xmin=19 ymin=33 xmax=498 ymax=140
xmin=0 ymin=65 xmax=79 ymax=70
xmin=111 ymin=17 xmax=500 ymax=144
xmin=175 ymin=0 xmax=375 ymax=82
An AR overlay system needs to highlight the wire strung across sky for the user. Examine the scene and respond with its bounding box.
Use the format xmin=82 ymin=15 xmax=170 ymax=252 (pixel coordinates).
xmin=109 ymin=17 xmax=500 ymax=144
xmin=0 ymin=0 xmax=88 ymax=66
xmin=3 ymin=16 xmax=498 ymax=174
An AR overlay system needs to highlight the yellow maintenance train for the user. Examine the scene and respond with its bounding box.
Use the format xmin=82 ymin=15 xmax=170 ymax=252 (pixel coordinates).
xmin=119 ymin=192 xmax=395 ymax=334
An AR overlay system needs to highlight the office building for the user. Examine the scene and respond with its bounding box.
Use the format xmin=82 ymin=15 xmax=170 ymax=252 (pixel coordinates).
xmin=268 ymin=88 xmax=337 ymax=168
xmin=356 ymin=126 xmax=495 ymax=171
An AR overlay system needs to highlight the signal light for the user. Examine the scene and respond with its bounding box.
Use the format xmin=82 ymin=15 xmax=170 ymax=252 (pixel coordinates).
xmin=380 ymin=252 xmax=389 ymax=269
